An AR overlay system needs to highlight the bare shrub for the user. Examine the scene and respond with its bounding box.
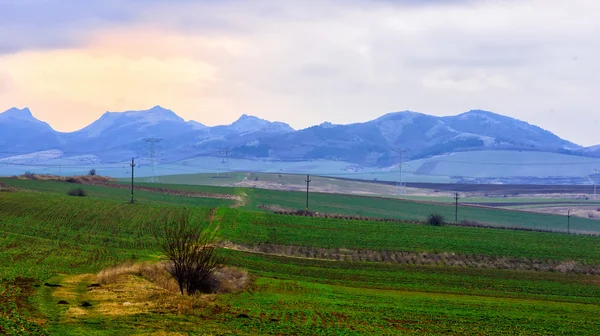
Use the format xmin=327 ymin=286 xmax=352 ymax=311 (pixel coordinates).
xmin=427 ymin=213 xmax=445 ymax=226
xmin=155 ymin=211 xmax=224 ymax=295
xmin=23 ymin=171 xmax=36 ymax=179
xmin=65 ymin=177 xmax=79 ymax=183
xmin=213 ymin=267 xmax=249 ymax=293
xmin=67 ymin=188 xmax=87 ymax=197
xmin=88 ymin=169 xmax=97 ymax=176
xmin=0 ymin=182 xmax=15 ymax=192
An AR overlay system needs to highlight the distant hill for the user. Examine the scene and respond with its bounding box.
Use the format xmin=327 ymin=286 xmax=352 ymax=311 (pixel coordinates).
xmin=0 ymin=106 xmax=594 ymax=167
xmin=0 ymin=107 xmax=63 ymax=153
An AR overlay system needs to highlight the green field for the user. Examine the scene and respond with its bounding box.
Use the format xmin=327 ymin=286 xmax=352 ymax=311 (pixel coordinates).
xmin=3 ymin=177 xmax=600 ymax=234
xmin=3 ymin=178 xmax=600 ymax=334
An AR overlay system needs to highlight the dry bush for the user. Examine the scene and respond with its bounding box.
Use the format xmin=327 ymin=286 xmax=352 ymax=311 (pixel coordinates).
xmin=70 ymin=175 xmax=115 ymax=184
xmin=213 ymin=267 xmax=249 ymax=293
xmin=155 ymin=211 xmax=224 ymax=295
xmin=0 ymin=182 xmax=15 ymax=192
xmin=22 ymin=171 xmax=36 ymax=179
xmin=97 ymin=261 xmax=180 ymax=293
xmin=16 ymin=173 xmax=115 ymax=184
xmin=97 ymin=262 xmax=248 ymax=294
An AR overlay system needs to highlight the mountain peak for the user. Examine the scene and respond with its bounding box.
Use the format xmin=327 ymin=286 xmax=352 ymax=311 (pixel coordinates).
xmin=375 ymin=110 xmax=427 ymax=121
xmin=0 ymin=107 xmax=46 ymax=125
xmin=230 ymin=114 xmax=294 ymax=133
xmin=235 ymin=114 xmax=259 ymax=122
xmin=1 ymin=107 xmax=33 ymax=117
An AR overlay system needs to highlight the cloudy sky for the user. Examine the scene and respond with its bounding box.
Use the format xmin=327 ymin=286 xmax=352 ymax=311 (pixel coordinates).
xmin=0 ymin=0 xmax=598 ymax=145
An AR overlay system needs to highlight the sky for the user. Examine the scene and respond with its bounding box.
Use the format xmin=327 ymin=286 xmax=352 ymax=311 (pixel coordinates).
xmin=0 ymin=0 xmax=599 ymax=146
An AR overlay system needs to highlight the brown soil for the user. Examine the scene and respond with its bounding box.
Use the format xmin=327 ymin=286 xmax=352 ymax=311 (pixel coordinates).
xmin=219 ymin=241 xmax=600 ymax=275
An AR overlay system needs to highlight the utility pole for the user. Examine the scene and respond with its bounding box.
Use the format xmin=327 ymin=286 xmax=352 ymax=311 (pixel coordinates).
xmin=130 ymin=157 xmax=135 ymax=204
xmin=567 ymin=209 xmax=571 ymax=234
xmin=144 ymin=138 xmax=162 ymax=183
xmin=454 ymin=192 xmax=460 ymax=223
xmin=305 ymin=174 xmax=311 ymax=211
xmin=392 ymin=148 xmax=409 ymax=196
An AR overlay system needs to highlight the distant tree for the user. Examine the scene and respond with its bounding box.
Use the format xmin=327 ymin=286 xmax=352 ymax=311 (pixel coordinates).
xmin=155 ymin=211 xmax=222 ymax=295
xmin=88 ymin=169 xmax=97 ymax=176
xmin=67 ymin=188 xmax=87 ymax=197
xmin=426 ymin=213 xmax=445 ymax=226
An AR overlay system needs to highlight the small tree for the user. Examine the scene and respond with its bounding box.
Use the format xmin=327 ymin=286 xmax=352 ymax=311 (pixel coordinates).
xmin=427 ymin=213 xmax=445 ymax=226
xmin=155 ymin=211 xmax=222 ymax=295
xmin=88 ymin=169 xmax=97 ymax=176
xmin=67 ymin=188 xmax=87 ymax=197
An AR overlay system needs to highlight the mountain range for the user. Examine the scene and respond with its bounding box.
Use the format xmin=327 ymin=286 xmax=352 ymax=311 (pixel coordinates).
xmin=0 ymin=106 xmax=598 ymax=167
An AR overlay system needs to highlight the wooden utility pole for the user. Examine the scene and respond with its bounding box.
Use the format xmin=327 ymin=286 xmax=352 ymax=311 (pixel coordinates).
xmin=130 ymin=158 xmax=135 ymax=204
xmin=454 ymin=192 xmax=460 ymax=223
xmin=567 ymin=209 xmax=571 ymax=234
xmin=305 ymin=174 xmax=311 ymax=211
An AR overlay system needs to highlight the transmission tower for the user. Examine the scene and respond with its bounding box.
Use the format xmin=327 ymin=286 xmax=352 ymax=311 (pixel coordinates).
xmin=593 ymin=169 xmax=600 ymax=200
xmin=392 ymin=148 xmax=410 ymax=196
xmin=219 ymin=147 xmax=231 ymax=178
xmin=144 ymin=138 xmax=162 ymax=183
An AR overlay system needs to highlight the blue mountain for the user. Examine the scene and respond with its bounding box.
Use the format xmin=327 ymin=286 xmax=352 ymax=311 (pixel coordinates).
xmin=0 ymin=106 xmax=592 ymax=166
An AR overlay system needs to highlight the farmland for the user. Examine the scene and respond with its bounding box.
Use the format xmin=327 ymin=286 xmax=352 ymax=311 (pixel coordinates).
xmin=2 ymin=178 xmax=600 ymax=334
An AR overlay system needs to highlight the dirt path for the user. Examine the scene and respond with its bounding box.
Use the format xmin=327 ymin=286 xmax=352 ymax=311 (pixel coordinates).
xmin=231 ymin=192 xmax=248 ymax=208
xmin=207 ymin=208 xmax=220 ymax=240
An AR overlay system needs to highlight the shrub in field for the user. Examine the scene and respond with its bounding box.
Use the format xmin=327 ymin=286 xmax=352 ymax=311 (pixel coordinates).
xmin=155 ymin=211 xmax=224 ymax=295
xmin=0 ymin=182 xmax=14 ymax=192
xmin=23 ymin=171 xmax=36 ymax=179
xmin=427 ymin=213 xmax=445 ymax=226
xmin=67 ymin=188 xmax=87 ymax=197
xmin=88 ymin=169 xmax=96 ymax=176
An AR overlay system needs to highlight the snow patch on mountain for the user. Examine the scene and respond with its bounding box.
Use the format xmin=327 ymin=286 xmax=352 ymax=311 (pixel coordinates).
xmin=0 ymin=150 xmax=63 ymax=163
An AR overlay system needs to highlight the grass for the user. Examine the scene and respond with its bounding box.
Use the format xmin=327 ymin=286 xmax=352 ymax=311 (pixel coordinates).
xmin=3 ymin=179 xmax=600 ymax=334
xmin=0 ymin=178 xmax=235 ymax=208
xmin=4 ymin=176 xmax=600 ymax=233
xmin=241 ymin=187 xmax=600 ymax=233
xmin=215 ymin=208 xmax=600 ymax=263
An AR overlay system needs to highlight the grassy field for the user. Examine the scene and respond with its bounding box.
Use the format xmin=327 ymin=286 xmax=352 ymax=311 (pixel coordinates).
xmin=3 ymin=176 xmax=600 ymax=233
xmin=3 ymin=179 xmax=600 ymax=334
